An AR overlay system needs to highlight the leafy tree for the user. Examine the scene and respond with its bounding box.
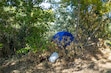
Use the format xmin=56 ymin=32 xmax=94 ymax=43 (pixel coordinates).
xmin=0 ymin=0 xmax=54 ymax=57
xmin=50 ymin=0 xmax=111 ymax=43
xmin=50 ymin=0 xmax=75 ymax=32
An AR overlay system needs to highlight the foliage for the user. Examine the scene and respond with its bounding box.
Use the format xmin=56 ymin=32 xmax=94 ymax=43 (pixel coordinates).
xmin=0 ymin=0 xmax=111 ymax=57
xmin=0 ymin=43 xmax=3 ymax=49
xmin=0 ymin=0 xmax=54 ymax=57
xmin=16 ymin=44 xmax=30 ymax=54
xmin=50 ymin=1 xmax=75 ymax=32
xmin=51 ymin=0 xmax=111 ymax=43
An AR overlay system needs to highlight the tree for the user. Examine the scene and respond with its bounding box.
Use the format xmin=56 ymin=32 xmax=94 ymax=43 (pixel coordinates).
xmin=50 ymin=0 xmax=111 ymax=43
xmin=50 ymin=0 xmax=76 ymax=32
xmin=0 ymin=0 xmax=54 ymax=57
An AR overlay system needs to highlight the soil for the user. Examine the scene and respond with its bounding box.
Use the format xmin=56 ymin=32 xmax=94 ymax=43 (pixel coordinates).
xmin=0 ymin=39 xmax=111 ymax=73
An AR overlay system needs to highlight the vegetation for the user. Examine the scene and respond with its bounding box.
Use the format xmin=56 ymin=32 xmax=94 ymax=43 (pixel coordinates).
xmin=0 ymin=0 xmax=111 ymax=57
xmin=52 ymin=0 xmax=111 ymax=42
xmin=0 ymin=0 xmax=111 ymax=73
xmin=0 ymin=0 xmax=54 ymax=57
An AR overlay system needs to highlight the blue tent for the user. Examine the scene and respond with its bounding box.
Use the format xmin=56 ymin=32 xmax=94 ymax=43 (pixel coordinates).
xmin=52 ymin=31 xmax=74 ymax=48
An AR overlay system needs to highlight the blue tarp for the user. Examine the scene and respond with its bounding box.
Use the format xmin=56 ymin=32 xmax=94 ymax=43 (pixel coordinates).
xmin=52 ymin=31 xmax=74 ymax=48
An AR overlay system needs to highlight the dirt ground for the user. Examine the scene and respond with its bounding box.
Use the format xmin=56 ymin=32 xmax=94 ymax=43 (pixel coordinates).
xmin=0 ymin=39 xmax=111 ymax=73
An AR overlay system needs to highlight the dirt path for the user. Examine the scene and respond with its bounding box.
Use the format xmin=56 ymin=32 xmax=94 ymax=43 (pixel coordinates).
xmin=0 ymin=53 xmax=111 ymax=73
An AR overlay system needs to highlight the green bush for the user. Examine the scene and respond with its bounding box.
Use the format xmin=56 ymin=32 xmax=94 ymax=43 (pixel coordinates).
xmin=0 ymin=43 xmax=3 ymax=49
xmin=16 ymin=26 xmax=49 ymax=54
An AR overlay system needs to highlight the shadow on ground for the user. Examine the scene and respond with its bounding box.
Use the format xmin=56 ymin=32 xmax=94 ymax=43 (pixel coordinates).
xmin=0 ymin=39 xmax=111 ymax=73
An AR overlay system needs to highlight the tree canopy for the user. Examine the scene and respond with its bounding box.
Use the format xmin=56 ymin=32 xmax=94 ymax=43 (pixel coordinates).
xmin=0 ymin=0 xmax=54 ymax=57
xmin=0 ymin=0 xmax=111 ymax=57
xmin=50 ymin=0 xmax=111 ymax=42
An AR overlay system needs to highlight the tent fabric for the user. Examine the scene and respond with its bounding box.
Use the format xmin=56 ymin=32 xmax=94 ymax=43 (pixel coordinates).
xmin=52 ymin=31 xmax=74 ymax=48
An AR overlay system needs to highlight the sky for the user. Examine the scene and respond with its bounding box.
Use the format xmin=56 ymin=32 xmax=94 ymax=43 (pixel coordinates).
xmin=109 ymin=12 xmax=111 ymax=18
xmin=40 ymin=2 xmax=51 ymax=9
xmin=39 ymin=0 xmax=61 ymax=9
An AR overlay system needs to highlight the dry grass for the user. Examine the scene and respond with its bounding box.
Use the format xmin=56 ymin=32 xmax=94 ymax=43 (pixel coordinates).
xmin=0 ymin=38 xmax=111 ymax=73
